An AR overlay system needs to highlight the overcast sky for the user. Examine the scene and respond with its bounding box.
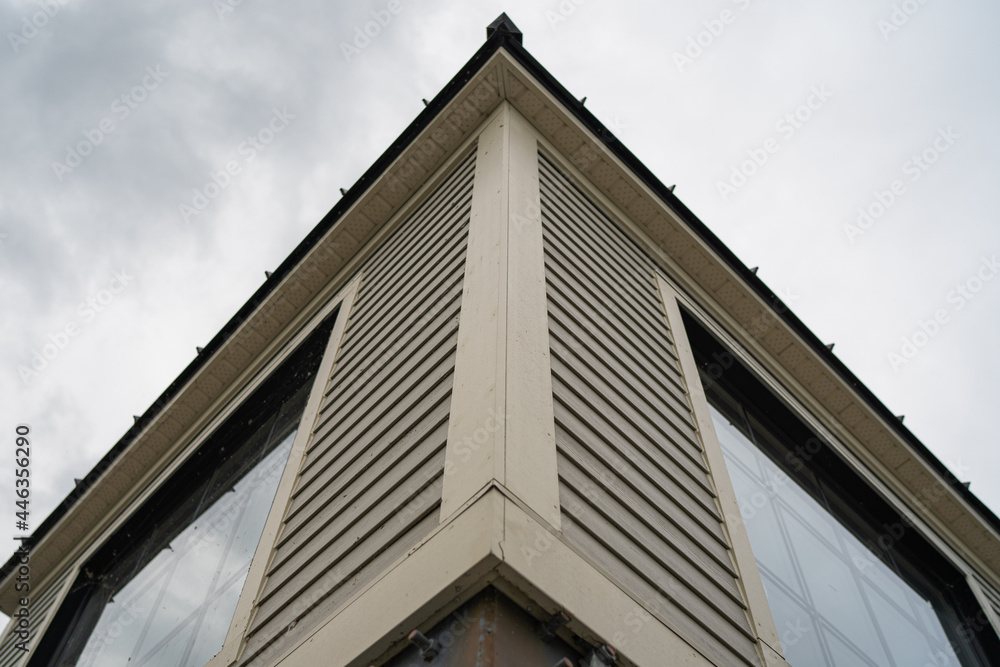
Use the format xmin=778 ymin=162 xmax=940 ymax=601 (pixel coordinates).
xmin=2 ymin=0 xmax=998 ymax=571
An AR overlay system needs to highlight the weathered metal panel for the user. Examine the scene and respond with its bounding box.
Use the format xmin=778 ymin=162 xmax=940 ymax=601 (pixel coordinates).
xmin=238 ymin=151 xmax=475 ymax=665
xmin=539 ymin=153 xmax=762 ymax=666
xmin=381 ymin=587 xmax=582 ymax=667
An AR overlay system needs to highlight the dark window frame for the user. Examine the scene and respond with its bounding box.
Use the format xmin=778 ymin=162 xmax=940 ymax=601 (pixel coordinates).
xmin=28 ymin=307 xmax=339 ymax=667
xmin=682 ymin=308 xmax=1000 ymax=666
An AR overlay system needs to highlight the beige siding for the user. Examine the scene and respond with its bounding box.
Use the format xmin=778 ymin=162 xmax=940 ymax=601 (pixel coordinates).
xmin=239 ymin=151 xmax=475 ymax=665
xmin=0 ymin=568 xmax=73 ymax=667
xmin=539 ymin=153 xmax=762 ymax=666
xmin=972 ymin=571 xmax=1000 ymax=629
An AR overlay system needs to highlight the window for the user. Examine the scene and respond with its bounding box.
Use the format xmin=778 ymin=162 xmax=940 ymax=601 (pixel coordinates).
xmin=30 ymin=310 xmax=337 ymax=667
xmin=684 ymin=313 xmax=999 ymax=667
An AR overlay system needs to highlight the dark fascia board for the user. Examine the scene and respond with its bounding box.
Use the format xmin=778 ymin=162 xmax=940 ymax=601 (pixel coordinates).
xmin=5 ymin=19 xmax=996 ymax=583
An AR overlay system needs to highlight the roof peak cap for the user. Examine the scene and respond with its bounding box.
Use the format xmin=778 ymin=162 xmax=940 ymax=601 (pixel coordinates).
xmin=486 ymin=13 xmax=523 ymax=43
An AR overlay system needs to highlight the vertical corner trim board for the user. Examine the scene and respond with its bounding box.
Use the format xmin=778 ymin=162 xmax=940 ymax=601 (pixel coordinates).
xmin=441 ymin=104 xmax=561 ymax=530
xmin=538 ymin=151 xmax=764 ymax=667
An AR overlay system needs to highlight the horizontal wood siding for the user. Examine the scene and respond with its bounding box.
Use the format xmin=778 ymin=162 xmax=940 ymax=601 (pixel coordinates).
xmin=239 ymin=151 xmax=475 ymax=665
xmin=0 ymin=568 xmax=72 ymax=667
xmin=539 ymin=154 xmax=762 ymax=666
xmin=972 ymin=571 xmax=1000 ymax=630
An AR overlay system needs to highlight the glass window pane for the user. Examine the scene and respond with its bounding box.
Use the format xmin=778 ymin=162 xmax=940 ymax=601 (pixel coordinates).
xmin=74 ymin=430 xmax=295 ymax=666
xmin=865 ymin=580 xmax=944 ymax=667
xmin=184 ymin=571 xmax=247 ymax=667
xmin=707 ymin=402 xmax=972 ymax=667
xmin=728 ymin=463 xmax=803 ymax=598
xmin=133 ymin=622 xmax=196 ymax=667
xmin=759 ymin=575 xmax=829 ymax=667
xmin=781 ymin=510 xmax=888 ymax=664
xmin=824 ymin=629 xmax=881 ymax=667
xmin=845 ymin=538 xmax=911 ymax=613
xmin=33 ymin=312 xmax=339 ymax=667
xmin=708 ymin=404 xmax=762 ymax=476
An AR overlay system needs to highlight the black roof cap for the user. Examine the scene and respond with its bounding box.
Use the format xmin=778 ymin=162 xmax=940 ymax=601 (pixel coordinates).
xmin=487 ymin=13 xmax=522 ymax=43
